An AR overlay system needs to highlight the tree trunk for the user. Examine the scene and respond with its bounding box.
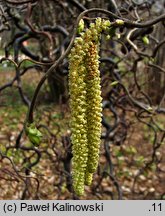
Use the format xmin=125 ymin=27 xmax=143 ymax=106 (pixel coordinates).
xmin=148 ymin=22 xmax=165 ymax=106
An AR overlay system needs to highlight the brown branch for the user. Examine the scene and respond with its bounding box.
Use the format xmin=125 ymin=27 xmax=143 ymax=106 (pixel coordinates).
xmin=6 ymin=0 xmax=38 ymax=4
xmin=26 ymin=8 xmax=165 ymax=124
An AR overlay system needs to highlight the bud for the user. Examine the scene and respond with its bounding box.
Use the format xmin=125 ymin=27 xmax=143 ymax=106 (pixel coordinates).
xmin=142 ymin=36 xmax=149 ymax=45
xmin=26 ymin=123 xmax=42 ymax=146
xmin=115 ymin=19 xmax=124 ymax=25
xmin=77 ymin=19 xmax=84 ymax=34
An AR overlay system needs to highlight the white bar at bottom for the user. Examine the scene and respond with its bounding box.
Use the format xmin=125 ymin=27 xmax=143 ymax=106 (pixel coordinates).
xmin=0 ymin=200 xmax=164 ymax=216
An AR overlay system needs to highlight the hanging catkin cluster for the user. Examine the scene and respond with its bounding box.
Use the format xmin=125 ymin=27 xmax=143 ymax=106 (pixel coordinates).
xmin=68 ymin=18 xmax=110 ymax=195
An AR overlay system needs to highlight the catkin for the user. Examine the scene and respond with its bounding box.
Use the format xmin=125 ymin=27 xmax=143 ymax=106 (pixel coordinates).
xmin=85 ymin=42 xmax=102 ymax=174
xmin=69 ymin=18 xmax=111 ymax=195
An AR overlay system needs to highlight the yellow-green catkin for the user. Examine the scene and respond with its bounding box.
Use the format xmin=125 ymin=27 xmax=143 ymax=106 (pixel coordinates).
xmin=68 ymin=18 xmax=110 ymax=195
xmin=85 ymin=42 xmax=102 ymax=175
